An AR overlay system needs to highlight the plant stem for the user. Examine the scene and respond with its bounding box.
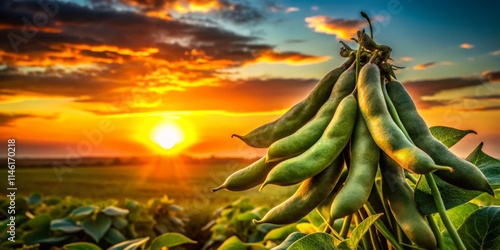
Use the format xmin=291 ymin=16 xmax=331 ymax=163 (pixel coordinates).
xmin=316 ymin=208 xmax=344 ymax=241
xmin=426 ymin=215 xmax=444 ymax=250
xmin=361 ymin=12 xmax=374 ymax=38
xmin=340 ymin=214 xmax=352 ymax=238
xmin=365 ymin=203 xmax=404 ymax=250
xmin=425 ymin=174 xmax=466 ymax=250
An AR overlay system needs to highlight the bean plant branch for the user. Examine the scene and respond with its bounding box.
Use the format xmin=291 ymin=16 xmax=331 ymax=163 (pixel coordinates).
xmin=425 ymin=174 xmax=466 ymax=250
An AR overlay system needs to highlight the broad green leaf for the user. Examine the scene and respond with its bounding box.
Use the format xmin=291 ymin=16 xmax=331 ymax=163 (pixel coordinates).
xmin=440 ymin=230 xmax=457 ymax=250
xmin=37 ymin=235 xmax=70 ymax=243
xmin=429 ymin=126 xmax=475 ymax=148
xmin=29 ymin=214 xmax=51 ymax=229
xmin=466 ymin=142 xmax=500 ymax=189
xmin=271 ymin=232 xmax=306 ymax=250
xmin=415 ymin=142 xmax=499 ymax=214
xmin=28 ymin=193 xmax=42 ymax=205
xmin=457 ymin=206 xmax=500 ymax=249
xmin=102 ymin=206 xmax=129 ymax=216
xmin=82 ymin=213 xmax=112 ymax=242
xmin=23 ymin=230 xmax=50 ymax=245
xmin=433 ymin=203 xmax=479 ymax=231
xmin=216 ymin=236 xmax=267 ymax=250
xmin=51 ymin=218 xmax=82 ymax=233
xmin=346 ymin=214 xmax=382 ymax=249
xmin=111 ymin=217 xmax=128 ymax=230
xmin=104 ymin=228 xmax=127 ymax=245
xmin=64 ymin=242 xmax=102 ymax=250
xmin=148 ymin=233 xmax=197 ymax=250
xmin=415 ymin=174 xmax=483 ymax=214
xmin=288 ymin=232 xmax=336 ymax=250
xmin=108 ymin=237 xmax=149 ymax=250
xmin=263 ymin=223 xmax=298 ymax=242
xmin=70 ymin=206 xmax=97 ymax=220
xmin=236 ymin=206 xmax=267 ymax=221
xmin=256 ymin=223 xmax=282 ymax=234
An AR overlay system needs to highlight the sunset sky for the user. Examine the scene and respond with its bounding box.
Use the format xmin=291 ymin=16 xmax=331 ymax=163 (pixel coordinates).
xmin=0 ymin=0 xmax=499 ymax=159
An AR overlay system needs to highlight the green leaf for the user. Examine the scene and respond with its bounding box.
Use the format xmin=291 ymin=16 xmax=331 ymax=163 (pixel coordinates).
xmin=415 ymin=142 xmax=500 ymax=214
xmin=457 ymin=206 xmax=500 ymax=249
xmin=148 ymin=232 xmax=197 ymax=250
xmin=429 ymin=126 xmax=475 ymax=148
xmin=29 ymin=214 xmax=51 ymax=230
xmin=82 ymin=213 xmax=112 ymax=242
xmin=37 ymin=235 xmax=71 ymax=244
xmin=236 ymin=206 xmax=267 ymax=221
xmin=288 ymin=232 xmax=336 ymax=250
xmin=466 ymin=142 xmax=500 ymax=189
xmin=346 ymin=214 xmax=382 ymax=249
xmin=271 ymin=232 xmax=306 ymax=250
xmin=23 ymin=230 xmax=49 ymax=245
xmin=216 ymin=236 xmax=266 ymax=250
xmin=108 ymin=237 xmax=150 ymax=250
xmin=415 ymin=174 xmax=483 ymax=214
xmin=64 ymin=242 xmax=102 ymax=250
xmin=434 ymin=203 xmax=479 ymax=231
xmin=51 ymin=218 xmax=82 ymax=233
xmin=104 ymin=228 xmax=127 ymax=245
xmin=102 ymin=206 xmax=129 ymax=216
xmin=28 ymin=193 xmax=42 ymax=205
xmin=263 ymin=223 xmax=298 ymax=242
xmin=70 ymin=206 xmax=97 ymax=220
xmin=111 ymin=217 xmax=128 ymax=230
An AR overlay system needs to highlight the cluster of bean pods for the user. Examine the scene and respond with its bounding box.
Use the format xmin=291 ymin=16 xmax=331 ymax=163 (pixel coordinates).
xmin=213 ymin=29 xmax=493 ymax=250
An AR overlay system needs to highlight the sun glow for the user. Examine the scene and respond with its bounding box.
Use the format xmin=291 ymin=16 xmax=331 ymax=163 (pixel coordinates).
xmin=151 ymin=121 xmax=185 ymax=151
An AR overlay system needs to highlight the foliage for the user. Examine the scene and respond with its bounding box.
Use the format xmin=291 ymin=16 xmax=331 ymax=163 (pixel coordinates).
xmin=0 ymin=195 xmax=189 ymax=249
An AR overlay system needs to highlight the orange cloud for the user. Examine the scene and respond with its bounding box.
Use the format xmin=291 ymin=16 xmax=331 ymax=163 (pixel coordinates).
xmin=401 ymin=57 xmax=414 ymax=62
xmin=413 ymin=62 xmax=436 ymax=70
xmin=460 ymin=43 xmax=474 ymax=49
xmin=305 ymin=15 xmax=368 ymax=40
xmin=413 ymin=61 xmax=453 ymax=70
xmin=252 ymin=50 xmax=330 ymax=65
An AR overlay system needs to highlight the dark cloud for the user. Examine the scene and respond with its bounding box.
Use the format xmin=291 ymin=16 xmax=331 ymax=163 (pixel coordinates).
xmin=464 ymin=94 xmax=500 ymax=100
xmin=81 ymin=77 xmax=319 ymax=114
xmin=482 ymin=70 xmax=500 ymax=82
xmin=284 ymin=39 xmax=305 ymax=44
xmin=0 ymin=112 xmax=57 ymax=126
xmin=403 ymin=74 xmax=500 ymax=111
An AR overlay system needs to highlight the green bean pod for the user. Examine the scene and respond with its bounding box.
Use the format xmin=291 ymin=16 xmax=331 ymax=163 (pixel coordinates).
xmin=357 ymin=62 xmax=451 ymax=174
xmin=261 ymin=95 xmax=357 ymax=188
xmin=266 ymin=62 xmax=356 ymax=163
xmin=211 ymin=156 xmax=277 ymax=192
xmin=253 ymin=155 xmax=344 ymax=225
xmin=329 ymin=114 xmax=379 ymax=221
xmin=380 ymin=152 xmax=437 ymax=250
xmin=232 ymin=56 xmax=355 ymax=148
xmin=318 ymin=169 xmax=348 ymax=219
xmin=385 ymin=80 xmax=493 ymax=195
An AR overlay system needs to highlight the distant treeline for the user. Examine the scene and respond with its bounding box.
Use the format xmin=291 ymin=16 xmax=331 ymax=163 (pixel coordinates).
xmin=0 ymin=155 xmax=258 ymax=168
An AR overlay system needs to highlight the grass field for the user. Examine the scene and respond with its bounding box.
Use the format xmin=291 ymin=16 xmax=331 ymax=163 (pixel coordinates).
xmin=1 ymin=156 xmax=297 ymax=242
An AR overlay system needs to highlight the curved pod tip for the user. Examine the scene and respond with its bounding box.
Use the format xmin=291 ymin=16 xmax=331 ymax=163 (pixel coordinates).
xmin=258 ymin=182 xmax=268 ymax=192
xmin=431 ymin=165 xmax=454 ymax=173
xmin=231 ymin=134 xmax=243 ymax=139
xmin=211 ymin=186 xmax=224 ymax=192
xmin=252 ymin=219 xmax=262 ymax=225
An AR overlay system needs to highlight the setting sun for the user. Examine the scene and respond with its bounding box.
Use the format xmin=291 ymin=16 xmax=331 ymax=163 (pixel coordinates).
xmin=151 ymin=121 xmax=185 ymax=150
